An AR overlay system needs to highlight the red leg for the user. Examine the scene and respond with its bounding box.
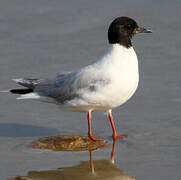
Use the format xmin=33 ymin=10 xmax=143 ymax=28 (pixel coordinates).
xmin=108 ymin=110 xmax=128 ymax=140
xmin=88 ymin=111 xmax=104 ymax=141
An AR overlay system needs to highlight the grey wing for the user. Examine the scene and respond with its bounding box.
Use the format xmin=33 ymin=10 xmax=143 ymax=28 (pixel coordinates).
xmin=13 ymin=78 xmax=44 ymax=89
xmin=34 ymin=70 xmax=110 ymax=104
xmin=34 ymin=71 xmax=78 ymax=103
xmin=13 ymin=71 xmax=70 ymax=89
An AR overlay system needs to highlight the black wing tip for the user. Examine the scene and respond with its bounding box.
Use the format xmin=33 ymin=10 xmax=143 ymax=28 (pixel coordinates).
xmin=10 ymin=88 xmax=33 ymax=94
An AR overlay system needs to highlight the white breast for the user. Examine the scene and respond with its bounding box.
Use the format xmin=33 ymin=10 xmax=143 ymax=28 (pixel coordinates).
xmin=90 ymin=44 xmax=139 ymax=110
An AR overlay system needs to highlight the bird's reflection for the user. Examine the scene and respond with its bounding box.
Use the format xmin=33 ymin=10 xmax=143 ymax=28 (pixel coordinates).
xmin=8 ymin=140 xmax=135 ymax=180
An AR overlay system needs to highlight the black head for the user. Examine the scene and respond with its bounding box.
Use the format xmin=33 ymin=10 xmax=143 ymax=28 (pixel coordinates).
xmin=108 ymin=17 xmax=152 ymax=48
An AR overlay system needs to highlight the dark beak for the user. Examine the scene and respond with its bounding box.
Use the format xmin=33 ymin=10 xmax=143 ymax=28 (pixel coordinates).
xmin=135 ymin=27 xmax=152 ymax=33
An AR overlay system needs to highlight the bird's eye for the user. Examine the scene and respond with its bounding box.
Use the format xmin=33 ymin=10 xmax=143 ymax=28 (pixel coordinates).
xmin=126 ymin=24 xmax=132 ymax=29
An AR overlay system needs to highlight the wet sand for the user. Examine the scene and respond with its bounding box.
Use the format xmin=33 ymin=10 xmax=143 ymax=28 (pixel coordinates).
xmin=0 ymin=0 xmax=181 ymax=179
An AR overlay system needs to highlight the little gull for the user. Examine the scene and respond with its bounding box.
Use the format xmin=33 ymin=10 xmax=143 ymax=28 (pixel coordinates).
xmin=8 ymin=17 xmax=152 ymax=141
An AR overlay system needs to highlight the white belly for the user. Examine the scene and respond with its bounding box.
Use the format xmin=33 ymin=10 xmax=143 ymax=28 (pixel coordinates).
xmin=61 ymin=71 xmax=139 ymax=112
xmin=107 ymin=77 xmax=139 ymax=109
xmin=61 ymin=84 xmax=138 ymax=112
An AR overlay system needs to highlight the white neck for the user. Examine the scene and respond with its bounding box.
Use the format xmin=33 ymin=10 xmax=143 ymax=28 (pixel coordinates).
xmin=96 ymin=44 xmax=138 ymax=70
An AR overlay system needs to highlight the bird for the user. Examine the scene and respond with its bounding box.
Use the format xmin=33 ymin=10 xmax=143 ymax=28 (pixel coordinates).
xmin=8 ymin=17 xmax=152 ymax=141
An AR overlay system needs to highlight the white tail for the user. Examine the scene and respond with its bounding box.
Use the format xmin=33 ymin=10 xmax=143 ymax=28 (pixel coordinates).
xmin=16 ymin=93 xmax=40 ymax=100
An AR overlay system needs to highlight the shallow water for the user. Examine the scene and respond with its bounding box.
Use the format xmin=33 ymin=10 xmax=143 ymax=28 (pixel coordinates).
xmin=0 ymin=0 xmax=181 ymax=180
